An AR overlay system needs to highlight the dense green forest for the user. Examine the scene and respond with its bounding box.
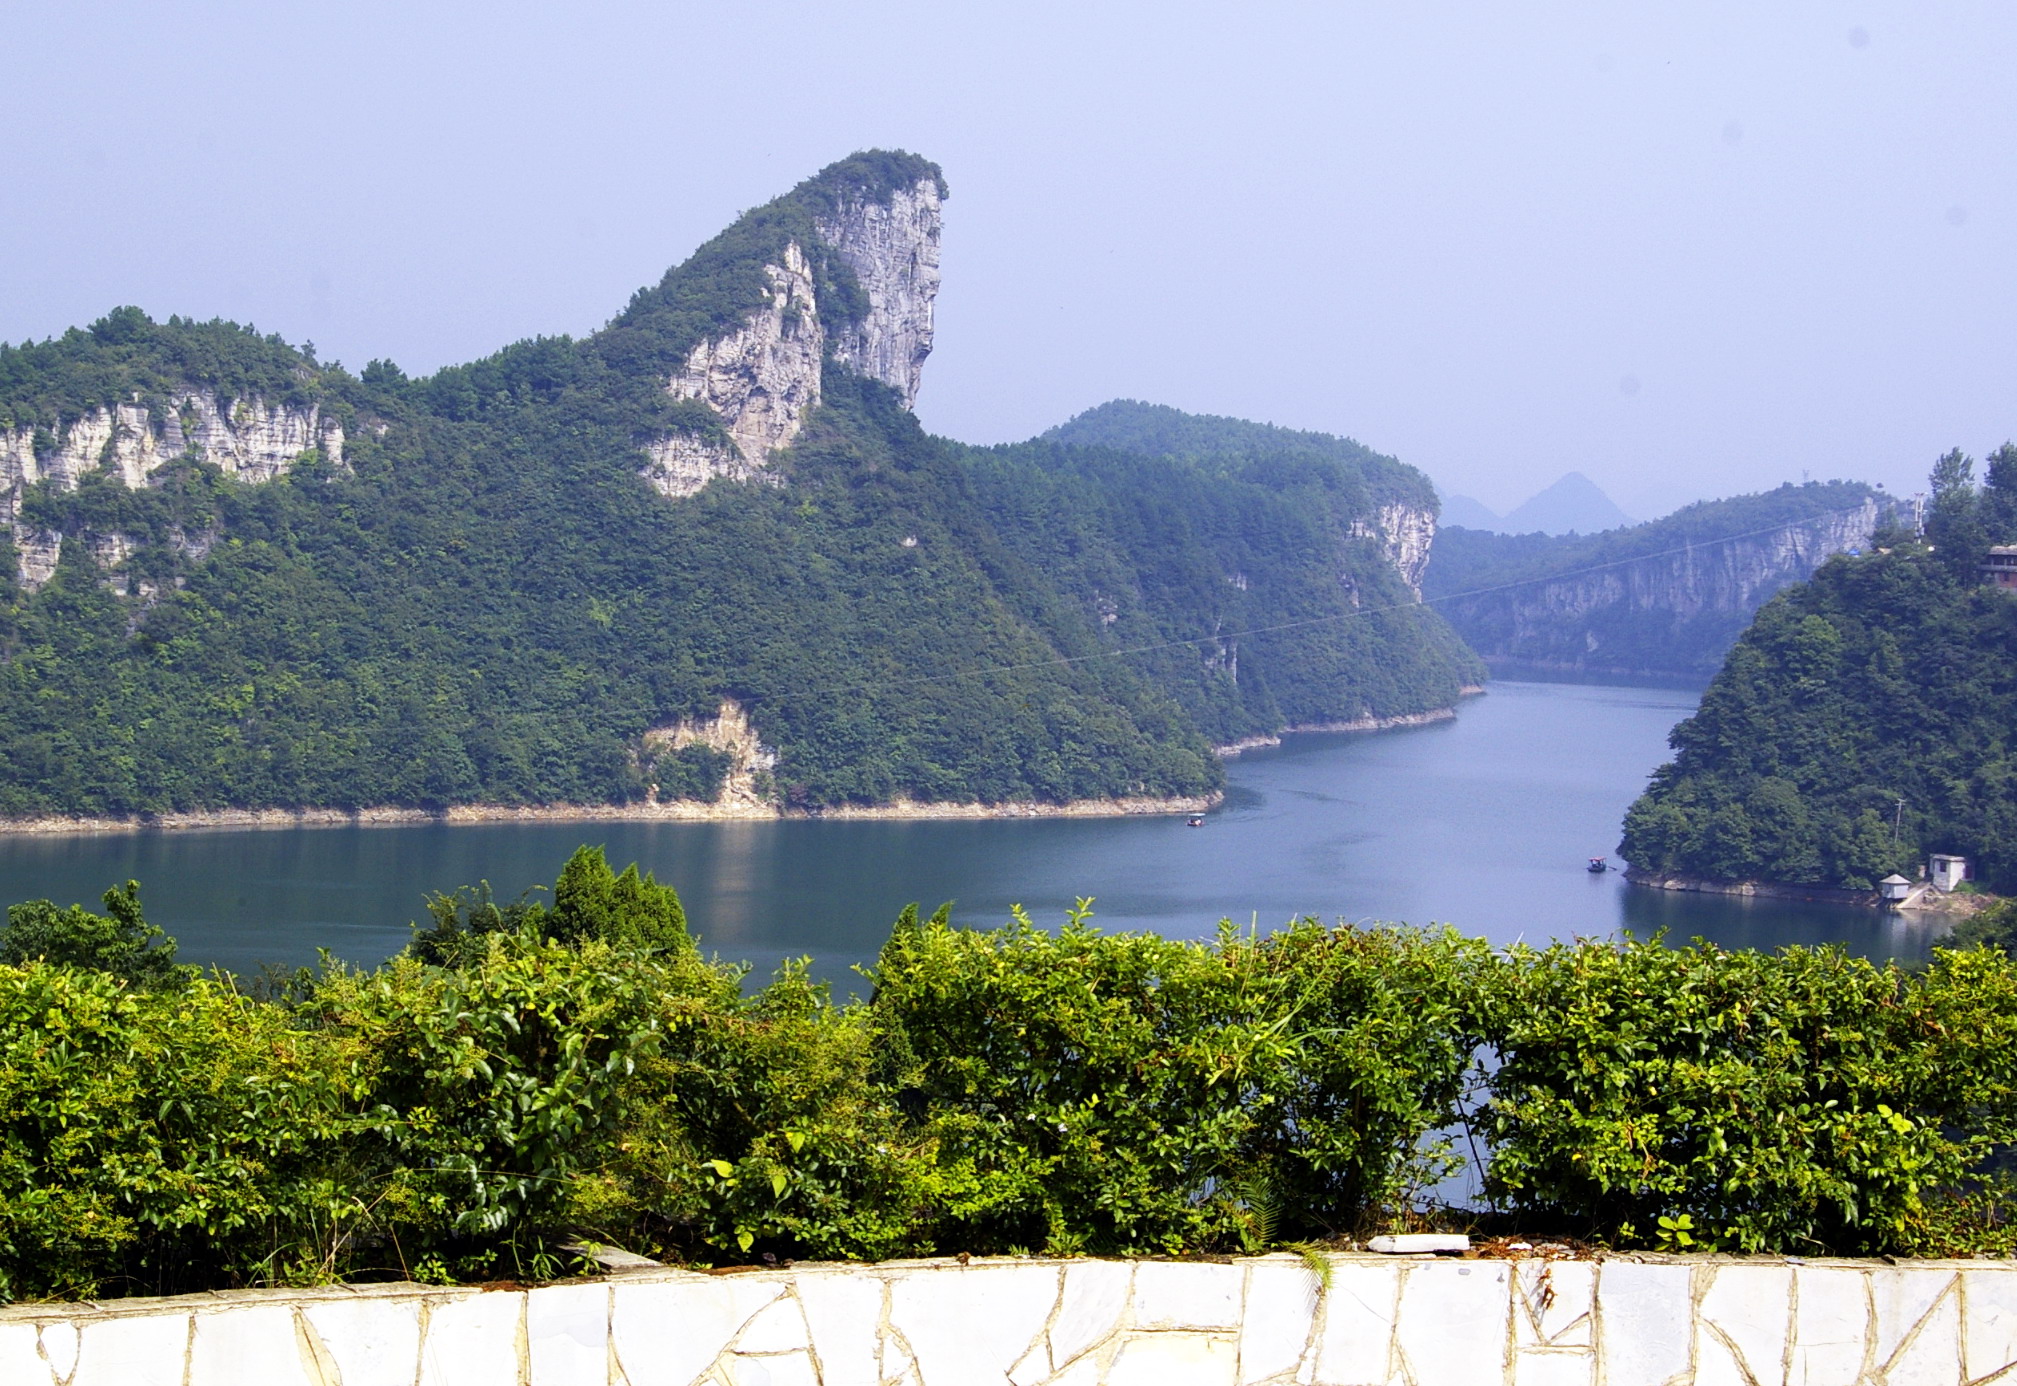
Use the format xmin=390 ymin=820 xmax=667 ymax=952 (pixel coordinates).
xmin=1621 ymin=449 xmax=2017 ymax=890
xmin=7 ymin=859 xmax=2017 ymax=1298
xmin=0 ymin=154 xmax=1477 ymax=818
xmin=1043 ymin=399 xmax=1438 ymax=515
xmin=1424 ymin=481 xmax=1885 ymax=678
xmin=967 ymin=413 xmax=1477 ymax=748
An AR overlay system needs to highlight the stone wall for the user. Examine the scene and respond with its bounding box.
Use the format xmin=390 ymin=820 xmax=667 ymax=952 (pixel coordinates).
xmin=6 ymin=1252 xmax=2015 ymax=1385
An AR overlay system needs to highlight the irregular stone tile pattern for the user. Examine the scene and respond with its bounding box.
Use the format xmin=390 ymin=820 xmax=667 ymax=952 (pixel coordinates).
xmin=4 ymin=1254 xmax=2015 ymax=1385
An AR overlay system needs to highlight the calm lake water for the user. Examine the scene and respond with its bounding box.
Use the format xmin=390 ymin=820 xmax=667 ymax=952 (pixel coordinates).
xmin=0 ymin=679 xmax=1937 ymax=982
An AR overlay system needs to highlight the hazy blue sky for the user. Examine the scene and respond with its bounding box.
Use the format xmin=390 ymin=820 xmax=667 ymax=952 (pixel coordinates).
xmin=6 ymin=1 xmax=2013 ymax=518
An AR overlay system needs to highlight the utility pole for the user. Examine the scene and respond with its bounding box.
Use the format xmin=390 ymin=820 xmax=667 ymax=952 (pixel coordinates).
xmin=1893 ymin=797 xmax=1906 ymax=848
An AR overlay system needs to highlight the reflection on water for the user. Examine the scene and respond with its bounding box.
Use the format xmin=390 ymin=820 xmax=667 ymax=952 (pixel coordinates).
xmin=0 ymin=682 xmax=1937 ymax=980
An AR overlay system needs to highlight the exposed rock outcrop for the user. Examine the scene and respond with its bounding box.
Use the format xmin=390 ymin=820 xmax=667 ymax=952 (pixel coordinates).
xmin=1 ymin=393 xmax=340 ymax=588
xmin=818 ymin=178 xmax=942 ymax=409
xmin=645 ymin=173 xmax=943 ymax=498
xmin=12 ymin=529 xmax=59 ymax=588
xmin=1437 ymin=497 xmax=1885 ymax=676
xmin=666 ymin=243 xmax=826 ymax=475
xmin=639 ymin=434 xmax=779 ymax=501
xmin=1354 ymin=502 xmax=1436 ymax=597
xmin=639 ymin=698 xmax=778 ymax=811
xmin=1521 ymin=499 xmax=1880 ymax=627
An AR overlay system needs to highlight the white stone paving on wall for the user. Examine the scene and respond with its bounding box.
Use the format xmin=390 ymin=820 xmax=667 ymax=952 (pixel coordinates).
xmin=4 ymin=1252 xmax=2015 ymax=1386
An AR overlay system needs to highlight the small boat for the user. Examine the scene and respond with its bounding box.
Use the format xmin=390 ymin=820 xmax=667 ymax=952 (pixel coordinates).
xmin=1587 ymin=856 xmax=1609 ymax=873
xmin=1187 ymin=815 xmax=1206 ymax=828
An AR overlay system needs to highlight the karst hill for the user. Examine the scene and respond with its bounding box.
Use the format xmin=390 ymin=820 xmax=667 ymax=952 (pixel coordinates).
xmin=1621 ymin=450 xmax=2017 ymax=893
xmin=0 ymin=151 xmax=1479 ymax=821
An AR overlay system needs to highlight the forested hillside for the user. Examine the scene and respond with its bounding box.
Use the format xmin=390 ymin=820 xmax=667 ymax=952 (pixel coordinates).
xmin=1620 ymin=450 xmax=2017 ymax=891
xmin=962 ymin=432 xmax=1479 ymax=749
xmin=1425 ymin=481 xmax=1886 ymax=678
xmin=0 ymin=154 xmax=1479 ymax=819
xmin=1043 ymin=399 xmax=1437 ymax=517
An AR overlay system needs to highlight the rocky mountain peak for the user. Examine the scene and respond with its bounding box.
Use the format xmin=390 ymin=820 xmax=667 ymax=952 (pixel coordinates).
xmin=817 ymin=173 xmax=942 ymax=410
xmin=637 ymin=152 xmax=945 ymax=498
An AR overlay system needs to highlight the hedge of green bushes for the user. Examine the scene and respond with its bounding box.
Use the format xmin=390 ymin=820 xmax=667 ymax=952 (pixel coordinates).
xmin=3 ymin=851 xmax=2016 ymax=1301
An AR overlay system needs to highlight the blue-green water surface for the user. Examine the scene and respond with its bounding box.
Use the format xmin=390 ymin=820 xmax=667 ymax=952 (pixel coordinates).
xmin=0 ymin=681 xmax=1933 ymax=981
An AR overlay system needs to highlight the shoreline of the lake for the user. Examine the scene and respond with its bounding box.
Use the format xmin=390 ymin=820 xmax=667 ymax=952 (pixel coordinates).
xmin=0 ymin=696 xmax=1496 ymax=837
xmin=1214 ymin=689 xmax=1486 ymax=758
xmin=0 ymin=679 xmax=1927 ymax=977
xmin=1625 ymin=867 xmax=1993 ymax=916
xmin=0 ymin=792 xmax=1222 ymax=838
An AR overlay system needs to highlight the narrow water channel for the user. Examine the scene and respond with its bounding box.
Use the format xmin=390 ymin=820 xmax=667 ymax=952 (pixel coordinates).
xmin=0 ymin=679 xmax=1934 ymax=981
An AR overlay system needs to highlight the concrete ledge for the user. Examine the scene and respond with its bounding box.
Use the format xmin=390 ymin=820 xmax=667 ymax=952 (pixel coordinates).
xmin=4 ymin=1252 xmax=2014 ymax=1384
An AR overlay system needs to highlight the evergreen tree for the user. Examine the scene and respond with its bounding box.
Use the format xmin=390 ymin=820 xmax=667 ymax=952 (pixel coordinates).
xmin=0 ymin=881 xmax=186 ymax=988
xmin=548 ymin=845 xmax=690 ymax=953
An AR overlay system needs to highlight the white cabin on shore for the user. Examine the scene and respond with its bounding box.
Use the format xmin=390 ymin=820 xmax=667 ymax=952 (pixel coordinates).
xmin=1931 ymin=854 xmax=1968 ymax=893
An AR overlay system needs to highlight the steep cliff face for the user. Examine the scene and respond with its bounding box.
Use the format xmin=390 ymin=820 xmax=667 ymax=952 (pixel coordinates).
xmin=639 ymin=698 xmax=778 ymax=812
xmin=639 ymin=168 xmax=944 ymax=498
xmin=665 ymin=242 xmax=826 ymax=476
xmin=639 ymin=434 xmax=778 ymax=501
xmin=1426 ymin=485 xmax=1885 ymax=677
xmin=817 ymin=177 xmax=941 ymax=409
xmin=1353 ymin=502 xmax=1436 ymax=597
xmin=12 ymin=529 xmax=59 ymax=589
xmin=1 ymin=392 xmax=341 ymax=588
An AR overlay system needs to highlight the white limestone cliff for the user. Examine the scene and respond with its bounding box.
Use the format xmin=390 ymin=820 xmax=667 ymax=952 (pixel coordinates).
xmin=1353 ymin=502 xmax=1437 ymax=597
xmin=12 ymin=529 xmax=59 ymax=588
xmin=2 ymin=393 xmax=341 ymax=588
xmin=1442 ymin=497 xmax=1887 ymax=674
xmin=664 ymin=243 xmax=826 ymax=485
xmin=639 ymin=699 xmax=778 ymax=811
xmin=644 ymin=175 xmax=943 ymax=499
xmin=639 ymin=434 xmax=779 ymax=501
xmin=1512 ymin=499 xmax=1883 ymax=628
xmin=818 ymin=177 xmax=942 ymax=409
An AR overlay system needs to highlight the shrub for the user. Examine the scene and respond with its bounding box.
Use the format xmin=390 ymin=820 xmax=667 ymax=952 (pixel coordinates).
xmin=1477 ymin=936 xmax=2017 ymax=1254
xmin=8 ymin=856 xmax=2017 ymax=1300
xmin=0 ymin=880 xmax=187 ymax=989
xmin=589 ymin=956 xmax=939 ymax=1264
xmin=0 ymin=965 xmax=358 ymax=1300
xmin=865 ymin=903 xmax=1487 ymax=1254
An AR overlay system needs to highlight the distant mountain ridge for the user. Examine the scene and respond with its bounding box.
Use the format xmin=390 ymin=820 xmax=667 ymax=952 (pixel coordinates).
xmin=1502 ymin=472 xmax=1636 ymax=534
xmin=1621 ymin=451 xmax=2017 ymax=892
xmin=0 ymin=154 xmax=1480 ymax=821
xmin=1437 ymin=471 xmax=1635 ymax=536
xmin=1424 ymin=481 xmax=1888 ymax=678
xmin=1436 ymin=493 xmax=1503 ymax=531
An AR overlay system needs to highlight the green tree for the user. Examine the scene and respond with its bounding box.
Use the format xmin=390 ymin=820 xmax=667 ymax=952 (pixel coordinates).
xmin=1927 ymin=447 xmax=1989 ymax=581
xmin=0 ymin=881 xmax=186 ymax=989
xmin=1984 ymin=442 xmax=2017 ymax=540
xmin=548 ymin=845 xmax=691 ymax=953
